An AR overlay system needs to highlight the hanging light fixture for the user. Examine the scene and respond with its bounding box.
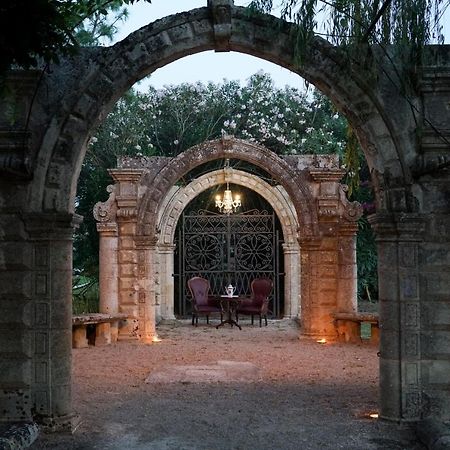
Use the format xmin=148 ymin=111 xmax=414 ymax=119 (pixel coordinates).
xmin=215 ymin=159 xmax=241 ymax=214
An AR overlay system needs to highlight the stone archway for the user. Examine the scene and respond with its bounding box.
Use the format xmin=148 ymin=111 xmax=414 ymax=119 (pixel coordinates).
xmin=94 ymin=138 xmax=362 ymax=344
xmin=1 ymin=0 xmax=450 ymax=431
xmin=155 ymin=168 xmax=300 ymax=321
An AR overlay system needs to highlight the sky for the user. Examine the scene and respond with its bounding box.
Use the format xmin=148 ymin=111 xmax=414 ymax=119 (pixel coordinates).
xmin=109 ymin=0 xmax=450 ymax=92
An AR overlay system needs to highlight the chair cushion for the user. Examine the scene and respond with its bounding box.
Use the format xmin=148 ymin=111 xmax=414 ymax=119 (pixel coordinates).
xmin=195 ymin=305 xmax=222 ymax=313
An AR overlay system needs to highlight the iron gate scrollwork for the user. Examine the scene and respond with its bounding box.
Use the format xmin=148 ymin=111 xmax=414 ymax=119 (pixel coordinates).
xmin=175 ymin=209 xmax=283 ymax=318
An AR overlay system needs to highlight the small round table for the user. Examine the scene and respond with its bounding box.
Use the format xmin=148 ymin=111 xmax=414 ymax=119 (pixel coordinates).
xmin=216 ymin=295 xmax=242 ymax=330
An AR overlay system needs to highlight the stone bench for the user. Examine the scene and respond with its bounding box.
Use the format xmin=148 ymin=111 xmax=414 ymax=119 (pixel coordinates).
xmin=72 ymin=313 xmax=128 ymax=348
xmin=333 ymin=312 xmax=379 ymax=344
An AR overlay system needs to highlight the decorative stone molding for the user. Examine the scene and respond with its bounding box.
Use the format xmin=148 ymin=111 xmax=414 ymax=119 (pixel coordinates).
xmin=0 ymin=131 xmax=31 ymax=179
xmin=93 ymin=185 xmax=117 ymax=223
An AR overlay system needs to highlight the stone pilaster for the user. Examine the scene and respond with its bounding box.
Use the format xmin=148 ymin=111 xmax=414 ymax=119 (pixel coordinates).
xmin=282 ymin=242 xmax=300 ymax=319
xmin=157 ymin=244 xmax=177 ymax=321
xmin=370 ymin=212 xmax=425 ymax=422
xmin=299 ymin=237 xmax=338 ymax=338
xmin=135 ymin=237 xmax=157 ymax=343
xmin=337 ymin=223 xmax=358 ymax=313
xmin=23 ymin=213 xmax=82 ymax=430
xmin=97 ymin=222 xmax=119 ymax=341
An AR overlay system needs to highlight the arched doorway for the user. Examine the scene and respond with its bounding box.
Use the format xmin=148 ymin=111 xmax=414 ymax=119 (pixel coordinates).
xmin=173 ymin=185 xmax=286 ymax=319
xmin=154 ymin=166 xmax=300 ymax=322
xmin=2 ymin=0 xmax=447 ymax=430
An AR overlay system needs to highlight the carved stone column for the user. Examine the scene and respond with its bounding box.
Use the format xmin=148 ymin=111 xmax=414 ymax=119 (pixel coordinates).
xmin=94 ymin=185 xmax=119 ymax=341
xmin=97 ymin=223 xmax=119 ymax=340
xmin=157 ymin=244 xmax=176 ymax=321
xmin=108 ymin=171 xmax=142 ymax=341
xmin=282 ymin=242 xmax=300 ymax=319
xmin=23 ymin=213 xmax=82 ymax=431
xmin=370 ymin=212 xmax=425 ymax=422
xmin=336 ymin=222 xmax=358 ymax=313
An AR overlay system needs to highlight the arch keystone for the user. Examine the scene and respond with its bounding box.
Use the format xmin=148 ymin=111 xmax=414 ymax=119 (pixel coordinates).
xmin=208 ymin=0 xmax=233 ymax=51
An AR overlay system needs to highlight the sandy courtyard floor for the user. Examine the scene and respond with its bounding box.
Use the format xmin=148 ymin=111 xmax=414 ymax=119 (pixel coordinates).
xmin=33 ymin=319 xmax=424 ymax=450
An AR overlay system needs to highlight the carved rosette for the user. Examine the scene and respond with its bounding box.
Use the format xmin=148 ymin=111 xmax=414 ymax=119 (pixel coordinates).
xmin=93 ymin=185 xmax=117 ymax=223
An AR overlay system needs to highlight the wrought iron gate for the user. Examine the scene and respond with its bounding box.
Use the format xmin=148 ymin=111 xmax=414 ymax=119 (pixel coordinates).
xmin=175 ymin=209 xmax=283 ymax=318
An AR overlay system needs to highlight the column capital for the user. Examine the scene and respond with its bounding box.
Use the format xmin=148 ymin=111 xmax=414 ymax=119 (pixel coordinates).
xmin=23 ymin=212 xmax=83 ymax=240
xmin=134 ymin=236 xmax=158 ymax=249
xmin=369 ymin=212 xmax=426 ymax=242
xmin=157 ymin=243 xmax=176 ymax=253
xmin=96 ymin=222 xmax=118 ymax=236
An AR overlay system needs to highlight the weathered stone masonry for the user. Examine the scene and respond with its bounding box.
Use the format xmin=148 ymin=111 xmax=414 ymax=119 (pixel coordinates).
xmin=0 ymin=0 xmax=449 ymax=433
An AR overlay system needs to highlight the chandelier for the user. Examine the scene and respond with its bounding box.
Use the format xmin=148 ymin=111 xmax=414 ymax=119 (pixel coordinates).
xmin=215 ymin=159 xmax=241 ymax=214
xmin=215 ymin=182 xmax=241 ymax=214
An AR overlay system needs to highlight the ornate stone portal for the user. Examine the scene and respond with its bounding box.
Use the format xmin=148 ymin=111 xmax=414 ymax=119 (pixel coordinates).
xmin=94 ymin=137 xmax=362 ymax=341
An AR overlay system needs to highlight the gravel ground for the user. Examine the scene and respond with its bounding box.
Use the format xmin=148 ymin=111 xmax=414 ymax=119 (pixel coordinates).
xmin=33 ymin=318 xmax=424 ymax=450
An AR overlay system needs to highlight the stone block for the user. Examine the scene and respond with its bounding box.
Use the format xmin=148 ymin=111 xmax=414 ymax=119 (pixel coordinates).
xmin=120 ymin=289 xmax=138 ymax=305
xmin=379 ymin=300 xmax=400 ymax=330
xmin=421 ymin=389 xmax=450 ymax=421
xmin=72 ymin=326 xmax=88 ymax=348
xmin=0 ymin=242 xmax=32 ymax=270
xmin=95 ymin=322 xmax=111 ymax=346
xmin=422 ymin=331 xmax=450 ymax=358
xmin=119 ymin=278 xmax=137 ymax=291
xmin=49 ymin=383 xmax=72 ymax=417
xmin=378 ymin=270 xmax=399 ymax=301
xmin=313 ymin=265 xmax=337 ymax=278
xmin=421 ymin=302 xmax=450 ymax=328
xmin=0 ymin=388 xmax=32 ymax=422
xmin=318 ymin=251 xmax=338 ymax=264
xmin=400 ymin=275 xmax=419 ymax=300
xmin=419 ymin=244 xmax=450 ymax=267
xmin=0 ymin=354 xmax=31 ymax=386
xmin=0 ymin=271 xmax=32 ymax=298
xmin=421 ymin=272 xmax=450 ymax=297
xmin=119 ymin=222 xmax=136 ymax=235
xmin=119 ymin=236 xmax=135 ymax=250
xmin=0 ymin=298 xmax=31 ymax=325
xmin=380 ymin=329 xmax=400 ymax=359
xmin=427 ymin=361 xmax=450 ymax=385
xmin=118 ymin=250 xmax=138 ymax=264
xmin=119 ymin=263 xmax=136 ymax=278
xmin=379 ymin=358 xmax=401 ymax=420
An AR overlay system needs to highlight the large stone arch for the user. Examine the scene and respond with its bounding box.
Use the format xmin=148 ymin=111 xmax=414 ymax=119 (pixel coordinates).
xmin=28 ymin=1 xmax=414 ymax=216
xmin=155 ymin=168 xmax=300 ymax=321
xmin=2 ymin=0 xmax=450 ymax=433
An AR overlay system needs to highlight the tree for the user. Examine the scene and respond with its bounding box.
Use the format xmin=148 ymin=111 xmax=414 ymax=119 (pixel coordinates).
xmin=0 ymin=0 xmax=150 ymax=76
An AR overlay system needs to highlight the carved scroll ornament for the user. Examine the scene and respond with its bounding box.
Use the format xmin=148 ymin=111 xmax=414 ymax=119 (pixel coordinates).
xmin=93 ymin=185 xmax=117 ymax=223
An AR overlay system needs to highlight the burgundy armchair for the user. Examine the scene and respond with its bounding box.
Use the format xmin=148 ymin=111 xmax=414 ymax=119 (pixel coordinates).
xmin=187 ymin=277 xmax=222 ymax=326
xmin=236 ymin=278 xmax=273 ymax=327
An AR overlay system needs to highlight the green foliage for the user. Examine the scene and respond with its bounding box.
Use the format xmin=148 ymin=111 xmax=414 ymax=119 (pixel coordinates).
xmin=0 ymin=0 xmax=150 ymax=75
xmin=73 ymin=275 xmax=99 ymax=313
